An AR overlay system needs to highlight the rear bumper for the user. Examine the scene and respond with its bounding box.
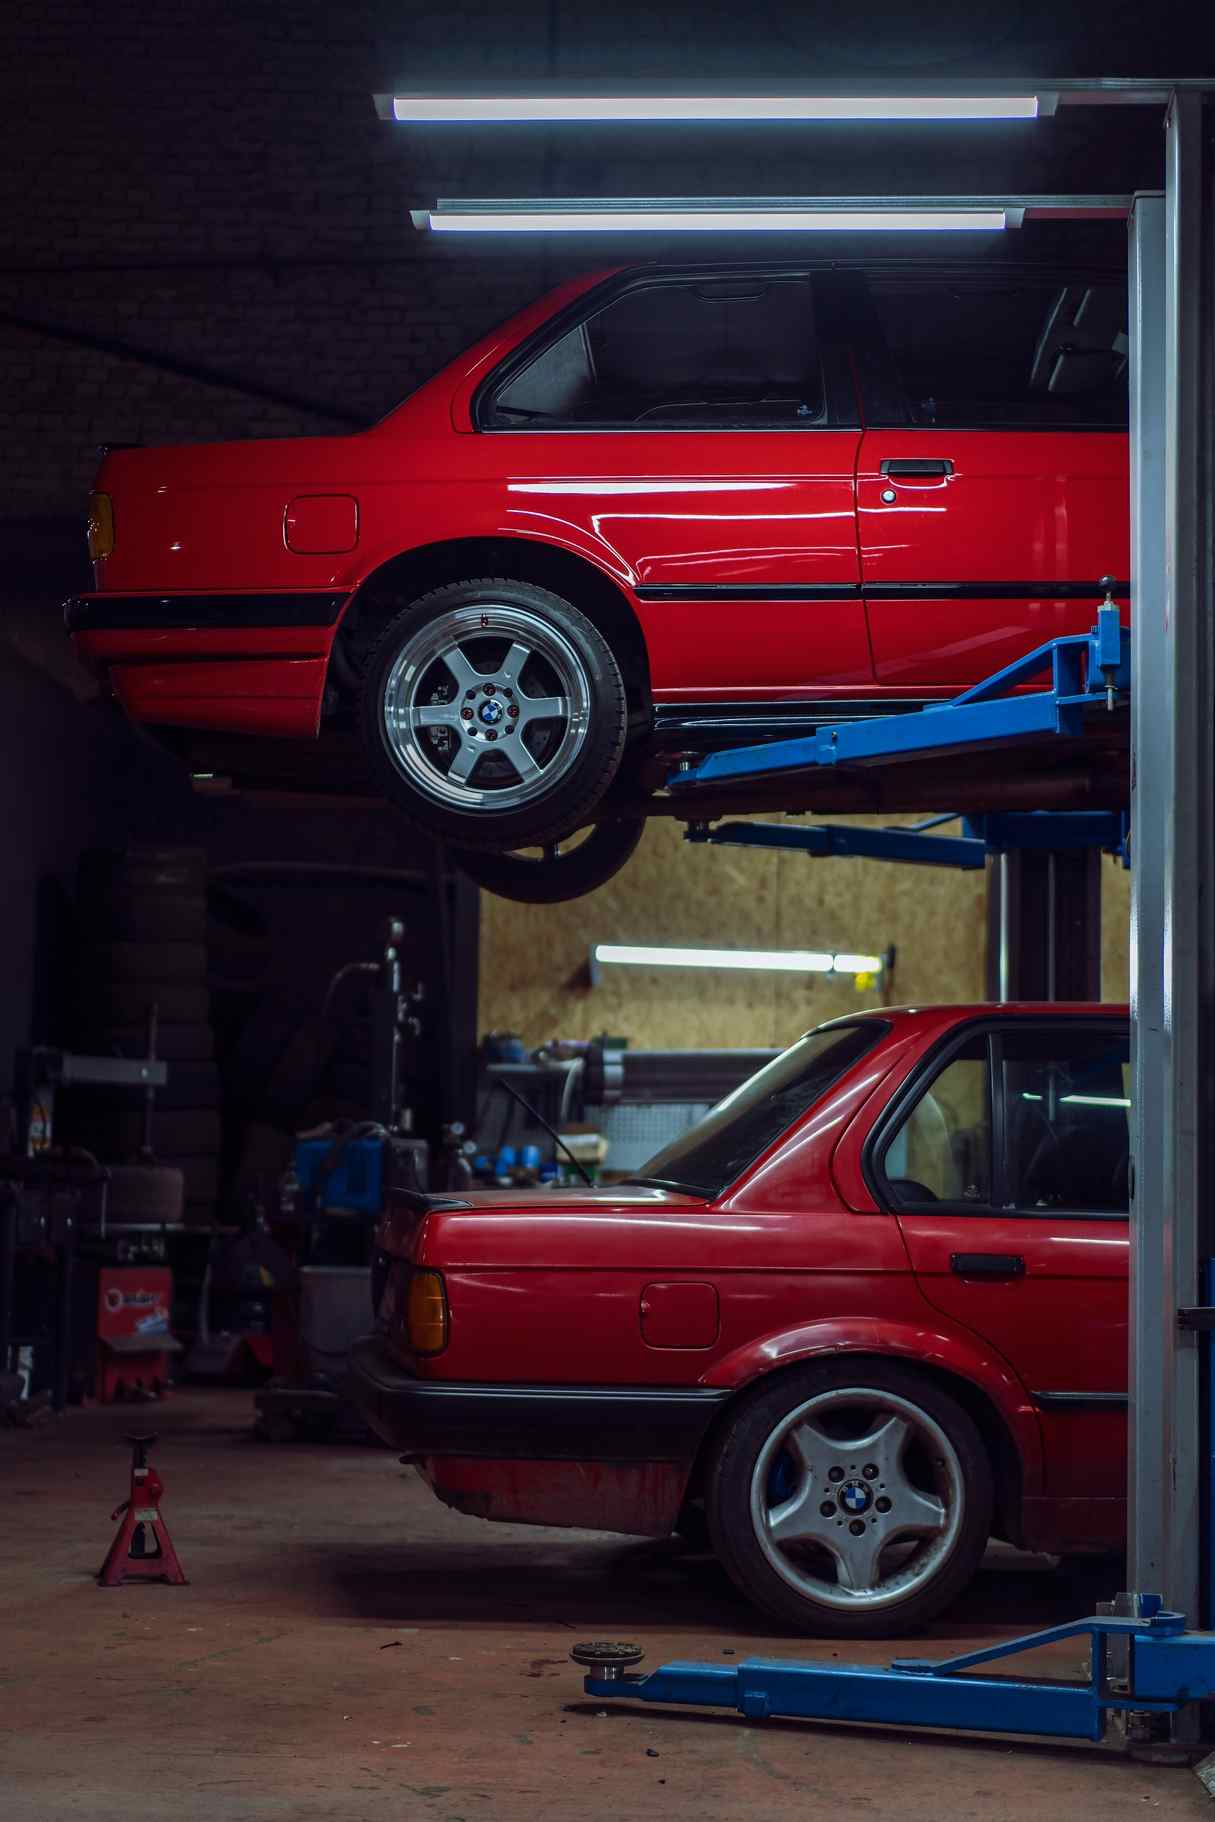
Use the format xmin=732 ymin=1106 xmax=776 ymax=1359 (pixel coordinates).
xmin=345 ymin=1335 xmax=728 ymax=1463
xmin=65 ymin=595 xmax=347 ymax=739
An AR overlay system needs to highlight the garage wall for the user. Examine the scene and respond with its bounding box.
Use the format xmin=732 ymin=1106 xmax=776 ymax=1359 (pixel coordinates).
xmin=479 ymin=816 xmax=989 ymax=1050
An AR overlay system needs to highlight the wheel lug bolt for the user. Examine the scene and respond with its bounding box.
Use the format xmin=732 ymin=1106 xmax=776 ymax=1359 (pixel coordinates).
xmin=849 ymin=1520 xmax=866 ymax=1537
xmin=486 ymin=731 xmax=497 ymax=742
xmin=827 ymin=1467 xmax=844 ymax=1483
xmin=863 ymin=1464 xmax=878 ymax=1479
xmin=507 ymin=704 xmax=519 ymax=718
xmin=483 ymin=683 xmax=495 ymax=695
xmin=819 ymin=1501 xmax=835 ymax=1518
xmin=465 ymin=690 xmax=476 ymax=699
xmin=461 ymin=707 xmax=473 ymax=720
xmin=876 ymin=1497 xmax=892 ymax=1513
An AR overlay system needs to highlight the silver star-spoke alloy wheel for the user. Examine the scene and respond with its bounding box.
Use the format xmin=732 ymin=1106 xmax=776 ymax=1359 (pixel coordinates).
xmin=379 ymin=603 xmax=593 ymax=813
xmin=749 ymin=1386 xmax=964 ymax=1615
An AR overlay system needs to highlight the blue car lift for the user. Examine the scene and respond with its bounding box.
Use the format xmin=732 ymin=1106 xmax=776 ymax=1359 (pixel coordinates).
xmin=667 ymin=592 xmax=1129 ymax=798
xmin=571 ymin=1599 xmax=1214 ymax=1743
xmin=568 ymin=597 xmax=1215 ymax=1747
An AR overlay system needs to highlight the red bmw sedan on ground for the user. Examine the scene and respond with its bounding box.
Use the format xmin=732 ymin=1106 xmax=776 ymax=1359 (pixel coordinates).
xmin=349 ymin=1003 xmax=1131 ymax=1637
xmin=69 ymin=262 xmax=1129 ymax=897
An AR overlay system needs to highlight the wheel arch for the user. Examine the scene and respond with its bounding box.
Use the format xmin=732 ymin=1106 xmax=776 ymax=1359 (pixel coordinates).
xmin=687 ymin=1341 xmax=1036 ymax=1549
xmin=330 ymin=535 xmax=651 ymax=719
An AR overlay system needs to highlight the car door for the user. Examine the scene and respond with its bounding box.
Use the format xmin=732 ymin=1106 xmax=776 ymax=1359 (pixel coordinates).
xmin=871 ymin=1018 xmax=1129 ymax=1510
xmin=853 ymin=272 xmax=1130 ymax=689
xmin=475 ymin=270 xmax=871 ymax=695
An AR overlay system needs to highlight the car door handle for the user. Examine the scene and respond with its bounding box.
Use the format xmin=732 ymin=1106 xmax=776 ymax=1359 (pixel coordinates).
xmin=950 ymin=1252 xmax=1025 ymax=1279
xmin=880 ymin=458 xmax=954 ymax=479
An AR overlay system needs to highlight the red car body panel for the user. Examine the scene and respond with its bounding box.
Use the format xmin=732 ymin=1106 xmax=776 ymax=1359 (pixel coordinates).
xmin=357 ymin=1004 xmax=1130 ymax=1554
xmin=68 ymin=267 xmax=1131 ymax=744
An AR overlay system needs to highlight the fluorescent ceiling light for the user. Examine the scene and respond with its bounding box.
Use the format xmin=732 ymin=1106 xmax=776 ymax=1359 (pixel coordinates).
xmin=421 ymin=207 xmax=1006 ymax=234
xmin=591 ymin=943 xmax=883 ymax=975
xmin=385 ymin=94 xmax=1040 ymax=123
xmin=1061 ymin=1093 xmax=1131 ymax=1108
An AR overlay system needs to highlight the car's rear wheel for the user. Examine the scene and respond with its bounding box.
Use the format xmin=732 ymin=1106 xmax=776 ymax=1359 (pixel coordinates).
xmin=706 ymin=1360 xmax=992 ymax=1637
xmin=452 ymin=818 xmax=646 ymax=903
xmin=360 ymin=579 xmax=629 ymax=850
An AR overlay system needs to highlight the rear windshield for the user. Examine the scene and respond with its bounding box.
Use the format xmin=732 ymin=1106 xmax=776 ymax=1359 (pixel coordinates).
xmin=637 ymin=1021 xmax=887 ymax=1198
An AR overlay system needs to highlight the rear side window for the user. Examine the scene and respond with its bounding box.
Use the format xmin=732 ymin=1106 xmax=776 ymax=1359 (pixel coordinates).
xmin=876 ymin=1021 xmax=1130 ymax=1215
xmin=999 ymin=1026 xmax=1131 ymax=1213
xmin=865 ymin=277 xmax=1129 ymax=430
xmin=485 ymin=278 xmax=825 ymax=429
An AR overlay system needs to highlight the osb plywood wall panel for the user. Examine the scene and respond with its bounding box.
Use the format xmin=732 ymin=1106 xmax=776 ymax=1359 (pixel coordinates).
xmin=1102 ymin=855 xmax=1131 ymax=1000
xmin=479 ymin=814 xmax=989 ymax=1051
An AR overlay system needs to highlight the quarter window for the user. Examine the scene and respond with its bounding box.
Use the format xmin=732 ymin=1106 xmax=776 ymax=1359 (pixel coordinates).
xmin=882 ymin=1037 xmax=991 ymax=1206
xmin=485 ymin=278 xmax=825 ymax=429
xmin=865 ymin=277 xmax=1129 ymax=430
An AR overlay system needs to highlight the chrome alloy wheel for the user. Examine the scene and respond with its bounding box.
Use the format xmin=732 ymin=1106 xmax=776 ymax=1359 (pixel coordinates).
xmin=379 ymin=603 xmax=593 ymax=813
xmin=749 ymin=1387 xmax=964 ymax=1614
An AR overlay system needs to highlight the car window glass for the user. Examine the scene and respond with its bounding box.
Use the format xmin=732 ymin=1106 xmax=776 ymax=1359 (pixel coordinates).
xmin=488 ymin=278 xmax=825 ymax=429
xmin=882 ymin=1037 xmax=991 ymax=1204
xmin=1000 ymin=1026 xmax=1130 ymax=1213
xmin=865 ymin=277 xmax=1129 ymax=430
xmin=638 ymin=1021 xmax=885 ymax=1197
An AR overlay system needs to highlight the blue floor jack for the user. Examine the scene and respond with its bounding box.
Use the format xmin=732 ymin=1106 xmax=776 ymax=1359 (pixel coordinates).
xmin=570 ymin=1597 xmax=1215 ymax=1747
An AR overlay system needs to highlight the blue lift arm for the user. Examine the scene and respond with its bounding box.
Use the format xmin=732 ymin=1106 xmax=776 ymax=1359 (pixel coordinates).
xmin=684 ymin=810 xmax=1130 ymax=869
xmin=574 ymin=1602 xmax=1215 ymax=1745
xmin=668 ymin=605 xmax=1129 ymax=795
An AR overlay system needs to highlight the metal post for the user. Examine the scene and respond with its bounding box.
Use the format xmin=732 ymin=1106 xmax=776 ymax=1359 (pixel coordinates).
xmin=986 ymin=849 xmax=1102 ymax=1001
xmin=1127 ymin=87 xmax=1215 ymax=1641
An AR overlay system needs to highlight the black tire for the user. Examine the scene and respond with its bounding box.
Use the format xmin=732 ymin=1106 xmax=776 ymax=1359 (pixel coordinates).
xmin=359 ymin=578 xmax=629 ymax=850
xmin=90 ymin=984 xmax=211 ymax=1026
xmin=79 ymin=847 xmax=207 ymax=898
xmin=82 ymin=942 xmax=208 ymax=984
xmin=81 ymin=1109 xmax=222 ymax=1157
xmin=81 ymin=1023 xmax=216 ymax=1063
xmin=453 ymin=818 xmax=646 ymax=903
xmin=706 ymin=1359 xmax=993 ymax=1639
xmin=81 ymin=892 xmax=208 ymax=943
xmin=106 ymin=1164 xmax=185 ymax=1224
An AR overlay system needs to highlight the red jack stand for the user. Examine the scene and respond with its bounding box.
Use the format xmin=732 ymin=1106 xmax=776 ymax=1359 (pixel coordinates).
xmin=98 ymin=1433 xmax=188 ymax=1588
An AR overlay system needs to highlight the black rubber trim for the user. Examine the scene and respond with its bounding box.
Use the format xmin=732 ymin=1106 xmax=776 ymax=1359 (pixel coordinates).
xmin=1032 ymin=1390 xmax=1129 ymax=1408
xmin=64 ymin=592 xmax=349 ymax=632
xmin=636 ymin=583 xmax=860 ymax=602
xmin=652 ymin=698 xmax=929 ymax=742
xmin=636 ymin=579 xmax=1129 ymax=603
xmin=345 ymin=1336 xmax=729 ymax=1462
xmin=863 ymin=579 xmax=1130 ymax=601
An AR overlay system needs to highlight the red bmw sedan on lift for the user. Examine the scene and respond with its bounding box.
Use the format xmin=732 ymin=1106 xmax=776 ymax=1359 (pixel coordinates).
xmin=69 ymin=261 xmax=1129 ymax=899
xmin=349 ymin=1002 xmax=1131 ymax=1637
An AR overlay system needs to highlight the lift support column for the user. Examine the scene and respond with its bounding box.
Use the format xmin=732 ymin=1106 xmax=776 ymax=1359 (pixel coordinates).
xmin=1128 ymin=93 xmax=1215 ymax=1637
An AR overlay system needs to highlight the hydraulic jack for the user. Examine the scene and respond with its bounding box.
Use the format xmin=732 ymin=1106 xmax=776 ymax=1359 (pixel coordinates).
xmin=571 ymin=1596 xmax=1215 ymax=1746
xmin=98 ymin=1433 xmax=188 ymax=1588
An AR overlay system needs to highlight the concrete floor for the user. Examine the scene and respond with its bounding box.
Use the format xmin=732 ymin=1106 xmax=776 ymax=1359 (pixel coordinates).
xmin=1 ymin=1388 xmax=1209 ymax=1822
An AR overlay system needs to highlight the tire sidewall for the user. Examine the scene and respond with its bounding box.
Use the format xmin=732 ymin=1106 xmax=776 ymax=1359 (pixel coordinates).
xmin=707 ymin=1359 xmax=994 ymax=1638
xmin=360 ymin=579 xmax=628 ymax=850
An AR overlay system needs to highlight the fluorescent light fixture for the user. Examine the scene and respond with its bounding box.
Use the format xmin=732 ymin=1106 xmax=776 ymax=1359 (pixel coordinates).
xmin=1061 ymin=1093 xmax=1131 ymax=1108
xmin=384 ymin=94 xmax=1041 ymax=124
xmin=590 ymin=943 xmax=883 ymax=975
xmin=420 ymin=206 xmax=1006 ymax=234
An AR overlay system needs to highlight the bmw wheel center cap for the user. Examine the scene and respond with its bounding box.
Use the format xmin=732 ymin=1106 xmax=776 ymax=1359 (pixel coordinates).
xmin=840 ymin=1479 xmax=873 ymax=1515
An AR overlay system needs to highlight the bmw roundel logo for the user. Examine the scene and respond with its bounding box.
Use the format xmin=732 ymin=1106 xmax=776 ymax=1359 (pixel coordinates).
xmin=478 ymin=698 xmax=505 ymax=725
xmin=840 ymin=1479 xmax=873 ymax=1516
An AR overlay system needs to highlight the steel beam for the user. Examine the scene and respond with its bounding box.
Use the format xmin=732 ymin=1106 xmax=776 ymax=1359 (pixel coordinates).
xmin=1127 ymin=90 xmax=1215 ymax=1640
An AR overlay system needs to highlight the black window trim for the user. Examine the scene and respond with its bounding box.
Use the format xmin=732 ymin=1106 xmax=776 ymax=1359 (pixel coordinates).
xmin=862 ymin=1013 xmax=1131 ymax=1223
xmin=472 ymin=263 xmax=861 ymax=435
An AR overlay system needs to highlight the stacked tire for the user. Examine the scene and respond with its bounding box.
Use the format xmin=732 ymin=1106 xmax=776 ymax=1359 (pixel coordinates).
xmin=73 ymin=846 xmax=220 ymax=1226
